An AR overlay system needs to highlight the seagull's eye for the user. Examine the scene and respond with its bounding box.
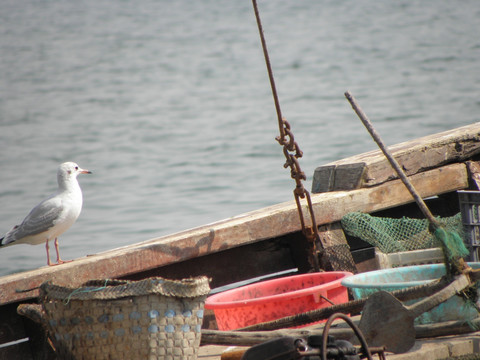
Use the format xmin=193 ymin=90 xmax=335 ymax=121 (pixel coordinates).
xmin=75 ymin=166 xmax=79 ymax=170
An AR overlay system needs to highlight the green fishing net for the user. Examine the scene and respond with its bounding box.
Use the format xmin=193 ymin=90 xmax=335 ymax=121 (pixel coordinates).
xmin=341 ymin=212 xmax=465 ymax=254
xmin=341 ymin=211 xmax=477 ymax=321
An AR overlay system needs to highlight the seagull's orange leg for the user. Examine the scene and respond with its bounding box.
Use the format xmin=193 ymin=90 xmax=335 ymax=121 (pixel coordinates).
xmin=46 ymin=240 xmax=52 ymax=266
xmin=54 ymin=238 xmax=72 ymax=265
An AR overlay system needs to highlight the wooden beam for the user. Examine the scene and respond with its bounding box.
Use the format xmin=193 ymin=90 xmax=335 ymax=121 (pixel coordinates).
xmin=312 ymin=123 xmax=480 ymax=192
xmin=201 ymin=317 xmax=480 ymax=347
xmin=128 ymin=235 xmax=305 ymax=288
xmin=0 ymin=163 xmax=468 ymax=305
xmin=318 ymin=223 xmax=357 ymax=273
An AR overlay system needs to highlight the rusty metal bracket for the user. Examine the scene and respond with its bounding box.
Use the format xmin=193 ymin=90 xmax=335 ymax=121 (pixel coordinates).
xmin=252 ymin=0 xmax=322 ymax=271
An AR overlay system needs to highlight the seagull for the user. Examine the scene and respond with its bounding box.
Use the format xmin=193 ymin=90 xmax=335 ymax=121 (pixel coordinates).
xmin=0 ymin=162 xmax=91 ymax=266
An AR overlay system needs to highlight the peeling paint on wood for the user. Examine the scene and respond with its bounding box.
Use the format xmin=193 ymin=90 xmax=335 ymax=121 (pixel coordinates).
xmin=313 ymin=123 xmax=480 ymax=192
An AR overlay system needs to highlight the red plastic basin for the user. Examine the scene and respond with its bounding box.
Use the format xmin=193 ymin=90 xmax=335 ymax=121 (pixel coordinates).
xmin=205 ymin=271 xmax=353 ymax=330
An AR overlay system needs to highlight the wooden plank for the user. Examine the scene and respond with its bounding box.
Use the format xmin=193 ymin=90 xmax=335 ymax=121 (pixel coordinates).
xmin=312 ymin=122 xmax=480 ymax=192
xmin=127 ymin=235 xmax=309 ymax=288
xmin=198 ymin=332 xmax=480 ymax=360
xmin=313 ymin=163 xmax=367 ymax=193
xmin=0 ymin=163 xmax=468 ymax=305
xmin=466 ymin=160 xmax=480 ymax=189
xmin=318 ymin=223 xmax=357 ymax=273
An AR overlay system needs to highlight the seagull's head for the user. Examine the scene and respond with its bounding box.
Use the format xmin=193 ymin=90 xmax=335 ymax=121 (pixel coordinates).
xmin=58 ymin=162 xmax=92 ymax=186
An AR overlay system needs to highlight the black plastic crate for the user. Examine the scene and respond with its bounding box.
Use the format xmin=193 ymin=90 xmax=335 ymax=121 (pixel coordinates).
xmin=458 ymin=190 xmax=480 ymax=262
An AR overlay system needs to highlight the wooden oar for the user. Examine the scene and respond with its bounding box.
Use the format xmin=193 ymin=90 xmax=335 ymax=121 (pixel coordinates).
xmin=344 ymin=90 xmax=470 ymax=271
xmin=344 ymin=91 xmax=479 ymax=353
xmin=344 ymin=91 xmax=440 ymax=227
xmin=358 ymin=273 xmax=471 ymax=353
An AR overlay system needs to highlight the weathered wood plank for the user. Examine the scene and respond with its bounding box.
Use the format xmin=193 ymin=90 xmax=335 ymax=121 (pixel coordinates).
xmin=0 ymin=163 xmax=468 ymax=305
xmin=318 ymin=223 xmax=357 ymax=273
xmin=128 ymin=235 xmax=310 ymax=288
xmin=312 ymin=123 xmax=480 ymax=192
xmin=201 ymin=319 xmax=480 ymax=347
xmin=466 ymin=160 xmax=480 ymax=190
xmin=200 ymin=327 xmax=353 ymax=346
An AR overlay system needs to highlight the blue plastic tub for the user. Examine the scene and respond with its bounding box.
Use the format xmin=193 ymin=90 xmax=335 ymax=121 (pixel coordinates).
xmin=341 ymin=262 xmax=480 ymax=324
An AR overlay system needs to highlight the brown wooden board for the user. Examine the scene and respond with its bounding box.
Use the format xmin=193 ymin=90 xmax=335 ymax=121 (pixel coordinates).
xmin=318 ymin=222 xmax=357 ymax=273
xmin=312 ymin=123 xmax=480 ymax=192
xmin=122 ymin=233 xmax=312 ymax=288
xmin=0 ymin=163 xmax=468 ymax=306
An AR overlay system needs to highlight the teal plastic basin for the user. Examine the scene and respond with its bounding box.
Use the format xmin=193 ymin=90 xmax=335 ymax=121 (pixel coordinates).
xmin=341 ymin=262 xmax=480 ymax=324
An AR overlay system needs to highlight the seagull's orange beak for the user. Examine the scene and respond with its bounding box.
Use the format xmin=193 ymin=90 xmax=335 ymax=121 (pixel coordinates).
xmin=79 ymin=168 xmax=92 ymax=174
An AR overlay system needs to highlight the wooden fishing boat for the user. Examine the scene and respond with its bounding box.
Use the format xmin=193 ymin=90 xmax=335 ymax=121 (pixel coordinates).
xmin=1 ymin=123 xmax=480 ymax=359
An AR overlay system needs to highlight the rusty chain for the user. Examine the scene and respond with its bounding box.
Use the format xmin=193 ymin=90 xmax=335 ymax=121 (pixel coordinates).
xmin=252 ymin=0 xmax=322 ymax=271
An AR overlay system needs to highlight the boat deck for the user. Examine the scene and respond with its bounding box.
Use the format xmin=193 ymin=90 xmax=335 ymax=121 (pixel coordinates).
xmin=198 ymin=332 xmax=480 ymax=360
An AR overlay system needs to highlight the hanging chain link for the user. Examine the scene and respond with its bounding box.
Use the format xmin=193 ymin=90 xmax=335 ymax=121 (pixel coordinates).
xmin=252 ymin=0 xmax=322 ymax=271
xmin=277 ymin=118 xmax=322 ymax=271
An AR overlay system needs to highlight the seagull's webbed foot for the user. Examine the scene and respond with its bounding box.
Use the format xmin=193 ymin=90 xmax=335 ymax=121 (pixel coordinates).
xmin=45 ymin=238 xmax=72 ymax=266
xmin=55 ymin=258 xmax=73 ymax=265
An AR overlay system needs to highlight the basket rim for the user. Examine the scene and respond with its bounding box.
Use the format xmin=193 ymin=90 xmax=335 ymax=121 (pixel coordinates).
xmin=40 ymin=276 xmax=211 ymax=301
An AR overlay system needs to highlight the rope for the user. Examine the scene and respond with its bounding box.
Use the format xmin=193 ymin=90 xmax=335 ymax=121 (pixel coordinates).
xmin=64 ymin=279 xmax=109 ymax=305
xmin=41 ymin=276 xmax=211 ymax=302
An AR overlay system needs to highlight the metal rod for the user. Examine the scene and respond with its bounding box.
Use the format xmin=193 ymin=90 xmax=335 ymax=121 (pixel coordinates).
xmin=252 ymin=0 xmax=285 ymax=139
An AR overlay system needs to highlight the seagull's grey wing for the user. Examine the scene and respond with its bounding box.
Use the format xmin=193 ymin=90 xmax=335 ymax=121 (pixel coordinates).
xmin=8 ymin=199 xmax=64 ymax=241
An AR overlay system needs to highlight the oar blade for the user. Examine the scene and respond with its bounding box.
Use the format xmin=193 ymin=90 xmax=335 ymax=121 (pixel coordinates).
xmin=359 ymin=291 xmax=416 ymax=354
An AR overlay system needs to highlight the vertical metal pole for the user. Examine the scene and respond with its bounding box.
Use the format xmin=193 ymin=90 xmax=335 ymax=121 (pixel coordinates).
xmin=252 ymin=0 xmax=285 ymax=140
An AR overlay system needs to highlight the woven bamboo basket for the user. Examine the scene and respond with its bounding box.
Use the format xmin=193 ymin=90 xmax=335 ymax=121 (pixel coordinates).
xmin=40 ymin=276 xmax=210 ymax=360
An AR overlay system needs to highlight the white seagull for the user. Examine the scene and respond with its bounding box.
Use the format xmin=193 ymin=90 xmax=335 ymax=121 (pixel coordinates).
xmin=0 ymin=162 xmax=91 ymax=266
